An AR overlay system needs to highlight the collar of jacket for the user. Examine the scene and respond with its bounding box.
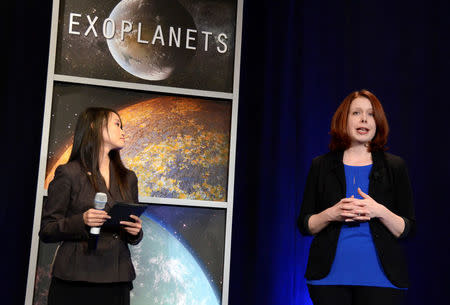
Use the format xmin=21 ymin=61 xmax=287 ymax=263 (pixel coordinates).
xmin=329 ymin=150 xmax=386 ymax=196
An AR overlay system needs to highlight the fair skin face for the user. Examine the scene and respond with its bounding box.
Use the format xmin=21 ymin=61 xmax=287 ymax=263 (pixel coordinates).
xmin=83 ymin=112 xmax=142 ymax=236
xmin=308 ymin=97 xmax=405 ymax=237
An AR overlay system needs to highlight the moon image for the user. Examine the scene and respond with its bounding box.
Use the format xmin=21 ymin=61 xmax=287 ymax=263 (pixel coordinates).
xmin=130 ymin=212 xmax=220 ymax=305
xmin=107 ymin=0 xmax=197 ymax=81
xmin=45 ymin=96 xmax=231 ymax=202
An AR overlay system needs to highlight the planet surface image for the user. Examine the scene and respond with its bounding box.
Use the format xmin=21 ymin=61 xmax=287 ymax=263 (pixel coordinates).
xmin=130 ymin=211 xmax=220 ymax=305
xmin=45 ymin=96 xmax=231 ymax=202
xmin=107 ymin=0 xmax=197 ymax=81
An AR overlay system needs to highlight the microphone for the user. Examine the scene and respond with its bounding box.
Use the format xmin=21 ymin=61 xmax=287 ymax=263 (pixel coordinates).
xmin=90 ymin=192 xmax=107 ymax=235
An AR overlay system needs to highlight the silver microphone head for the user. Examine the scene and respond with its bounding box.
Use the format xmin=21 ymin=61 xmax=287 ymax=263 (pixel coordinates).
xmin=94 ymin=192 xmax=107 ymax=209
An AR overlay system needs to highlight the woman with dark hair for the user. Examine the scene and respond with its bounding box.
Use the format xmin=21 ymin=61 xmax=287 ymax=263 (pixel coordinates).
xmin=297 ymin=90 xmax=415 ymax=305
xmin=39 ymin=107 xmax=143 ymax=305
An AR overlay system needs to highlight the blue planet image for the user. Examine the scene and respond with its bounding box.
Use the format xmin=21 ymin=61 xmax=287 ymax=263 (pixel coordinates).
xmin=130 ymin=211 xmax=220 ymax=305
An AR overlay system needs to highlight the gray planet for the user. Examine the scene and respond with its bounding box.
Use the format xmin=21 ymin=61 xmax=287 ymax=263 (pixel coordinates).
xmin=107 ymin=0 xmax=197 ymax=81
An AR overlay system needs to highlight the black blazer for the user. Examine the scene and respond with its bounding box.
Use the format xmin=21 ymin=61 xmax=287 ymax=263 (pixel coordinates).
xmin=297 ymin=151 xmax=415 ymax=288
xmin=39 ymin=160 xmax=143 ymax=283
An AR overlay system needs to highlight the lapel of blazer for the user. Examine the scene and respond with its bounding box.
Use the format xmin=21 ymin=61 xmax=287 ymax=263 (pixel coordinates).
xmin=369 ymin=151 xmax=385 ymax=196
xmin=104 ymin=162 xmax=120 ymax=211
xmin=330 ymin=151 xmax=346 ymax=198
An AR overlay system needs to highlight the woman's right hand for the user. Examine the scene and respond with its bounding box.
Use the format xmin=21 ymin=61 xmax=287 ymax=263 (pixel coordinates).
xmin=325 ymin=196 xmax=358 ymax=222
xmin=308 ymin=196 xmax=357 ymax=234
xmin=83 ymin=209 xmax=111 ymax=227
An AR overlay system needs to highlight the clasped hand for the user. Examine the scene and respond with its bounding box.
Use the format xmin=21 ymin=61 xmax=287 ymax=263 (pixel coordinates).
xmin=329 ymin=188 xmax=384 ymax=223
xmin=83 ymin=209 xmax=142 ymax=236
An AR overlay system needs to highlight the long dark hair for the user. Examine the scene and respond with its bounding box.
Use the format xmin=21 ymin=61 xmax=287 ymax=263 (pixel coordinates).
xmin=69 ymin=107 xmax=131 ymax=200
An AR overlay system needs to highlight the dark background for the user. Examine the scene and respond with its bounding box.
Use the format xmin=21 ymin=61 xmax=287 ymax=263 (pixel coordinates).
xmin=2 ymin=1 xmax=449 ymax=305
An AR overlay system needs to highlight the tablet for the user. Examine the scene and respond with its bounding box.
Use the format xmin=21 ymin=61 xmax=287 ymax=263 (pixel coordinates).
xmin=103 ymin=202 xmax=148 ymax=229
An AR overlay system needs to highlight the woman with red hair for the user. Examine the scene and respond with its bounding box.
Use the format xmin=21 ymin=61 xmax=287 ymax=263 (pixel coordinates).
xmin=298 ymin=90 xmax=415 ymax=305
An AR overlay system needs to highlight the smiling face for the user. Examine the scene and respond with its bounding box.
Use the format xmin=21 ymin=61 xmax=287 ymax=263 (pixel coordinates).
xmin=102 ymin=112 xmax=125 ymax=152
xmin=346 ymin=97 xmax=376 ymax=146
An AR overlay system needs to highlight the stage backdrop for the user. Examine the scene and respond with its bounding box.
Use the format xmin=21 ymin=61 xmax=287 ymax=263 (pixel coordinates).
xmin=24 ymin=1 xmax=243 ymax=305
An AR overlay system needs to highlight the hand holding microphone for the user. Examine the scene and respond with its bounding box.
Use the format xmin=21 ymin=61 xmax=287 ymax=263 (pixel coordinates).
xmin=83 ymin=192 xmax=110 ymax=234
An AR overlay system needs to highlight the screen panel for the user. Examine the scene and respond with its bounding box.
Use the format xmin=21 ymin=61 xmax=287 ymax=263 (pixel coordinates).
xmin=45 ymin=83 xmax=231 ymax=202
xmin=32 ymin=203 xmax=226 ymax=305
xmin=55 ymin=0 xmax=236 ymax=92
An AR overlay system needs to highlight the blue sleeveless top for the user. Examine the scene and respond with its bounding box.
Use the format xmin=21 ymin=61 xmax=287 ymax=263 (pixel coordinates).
xmin=307 ymin=164 xmax=402 ymax=288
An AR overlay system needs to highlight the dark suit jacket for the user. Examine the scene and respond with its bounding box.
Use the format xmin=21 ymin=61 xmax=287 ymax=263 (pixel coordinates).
xmin=39 ymin=160 xmax=143 ymax=283
xmin=297 ymin=151 xmax=415 ymax=288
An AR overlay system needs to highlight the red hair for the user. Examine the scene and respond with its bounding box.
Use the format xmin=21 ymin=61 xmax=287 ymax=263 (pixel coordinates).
xmin=329 ymin=89 xmax=389 ymax=152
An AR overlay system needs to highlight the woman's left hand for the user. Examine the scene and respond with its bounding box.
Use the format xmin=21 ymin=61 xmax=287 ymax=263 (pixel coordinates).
xmin=346 ymin=188 xmax=386 ymax=222
xmin=120 ymin=215 xmax=142 ymax=235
